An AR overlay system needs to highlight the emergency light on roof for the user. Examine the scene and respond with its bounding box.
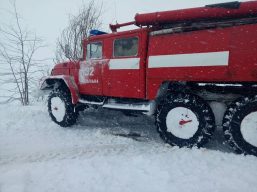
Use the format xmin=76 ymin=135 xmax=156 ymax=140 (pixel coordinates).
xmin=90 ymin=30 xmax=108 ymax=36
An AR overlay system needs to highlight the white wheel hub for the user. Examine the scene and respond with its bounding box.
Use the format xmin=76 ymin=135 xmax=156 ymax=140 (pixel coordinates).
xmin=166 ymin=107 xmax=199 ymax=139
xmin=241 ymin=112 xmax=257 ymax=147
xmin=51 ymin=97 xmax=66 ymax=122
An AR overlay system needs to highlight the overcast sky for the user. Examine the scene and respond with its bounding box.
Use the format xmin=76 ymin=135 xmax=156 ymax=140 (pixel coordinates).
xmin=0 ymin=0 xmax=247 ymax=64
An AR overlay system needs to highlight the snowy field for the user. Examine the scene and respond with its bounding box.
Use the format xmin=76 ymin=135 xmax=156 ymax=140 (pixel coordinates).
xmin=1 ymin=102 xmax=257 ymax=192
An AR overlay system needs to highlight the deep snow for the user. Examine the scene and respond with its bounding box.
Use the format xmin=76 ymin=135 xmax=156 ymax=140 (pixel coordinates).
xmin=0 ymin=102 xmax=257 ymax=192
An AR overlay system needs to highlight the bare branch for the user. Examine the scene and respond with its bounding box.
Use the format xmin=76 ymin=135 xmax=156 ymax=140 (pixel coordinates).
xmin=0 ymin=1 xmax=45 ymax=106
xmin=55 ymin=0 xmax=103 ymax=63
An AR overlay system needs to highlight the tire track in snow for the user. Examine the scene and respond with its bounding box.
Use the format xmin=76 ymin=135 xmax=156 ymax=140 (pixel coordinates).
xmin=0 ymin=144 xmax=131 ymax=166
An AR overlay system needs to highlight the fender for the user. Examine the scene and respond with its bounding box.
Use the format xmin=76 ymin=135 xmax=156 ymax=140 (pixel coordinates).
xmin=40 ymin=75 xmax=79 ymax=104
xmin=148 ymin=81 xmax=188 ymax=101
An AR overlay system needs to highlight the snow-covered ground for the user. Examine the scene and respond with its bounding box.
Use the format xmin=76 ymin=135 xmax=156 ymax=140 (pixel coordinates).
xmin=1 ymin=102 xmax=257 ymax=192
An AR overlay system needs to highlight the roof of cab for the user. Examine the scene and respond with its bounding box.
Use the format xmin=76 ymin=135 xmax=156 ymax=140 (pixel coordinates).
xmin=86 ymin=28 xmax=148 ymax=42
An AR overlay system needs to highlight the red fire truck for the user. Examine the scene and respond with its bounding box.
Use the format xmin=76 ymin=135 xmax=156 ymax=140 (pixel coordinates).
xmin=41 ymin=1 xmax=257 ymax=156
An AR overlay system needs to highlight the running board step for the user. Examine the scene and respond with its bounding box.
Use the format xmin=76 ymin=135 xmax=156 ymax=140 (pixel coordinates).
xmin=103 ymin=103 xmax=151 ymax=112
xmin=79 ymin=98 xmax=154 ymax=113
xmin=78 ymin=99 xmax=104 ymax=105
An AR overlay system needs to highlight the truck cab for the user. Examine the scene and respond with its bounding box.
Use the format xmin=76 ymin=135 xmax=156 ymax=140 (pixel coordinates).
xmin=79 ymin=28 xmax=148 ymax=99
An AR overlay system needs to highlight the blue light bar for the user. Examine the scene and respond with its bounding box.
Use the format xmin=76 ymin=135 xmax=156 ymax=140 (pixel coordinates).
xmin=90 ymin=30 xmax=108 ymax=36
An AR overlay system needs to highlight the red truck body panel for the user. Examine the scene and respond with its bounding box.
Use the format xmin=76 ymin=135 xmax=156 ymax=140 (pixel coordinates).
xmin=146 ymin=23 xmax=257 ymax=99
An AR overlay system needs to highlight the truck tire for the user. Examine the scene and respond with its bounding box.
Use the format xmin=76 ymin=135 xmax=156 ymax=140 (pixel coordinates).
xmin=156 ymin=92 xmax=215 ymax=148
xmin=48 ymin=87 xmax=78 ymax=127
xmin=223 ymin=95 xmax=257 ymax=156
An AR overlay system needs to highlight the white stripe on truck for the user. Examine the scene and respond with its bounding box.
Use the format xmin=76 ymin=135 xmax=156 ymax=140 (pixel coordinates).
xmin=148 ymin=51 xmax=229 ymax=68
xmin=109 ymin=58 xmax=140 ymax=70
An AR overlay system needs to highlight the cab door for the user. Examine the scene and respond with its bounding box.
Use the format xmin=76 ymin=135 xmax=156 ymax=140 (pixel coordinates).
xmin=104 ymin=31 xmax=146 ymax=99
xmin=79 ymin=41 xmax=103 ymax=96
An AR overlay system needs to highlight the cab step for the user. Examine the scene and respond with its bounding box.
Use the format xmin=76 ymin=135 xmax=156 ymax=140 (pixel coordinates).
xmin=79 ymin=98 xmax=154 ymax=113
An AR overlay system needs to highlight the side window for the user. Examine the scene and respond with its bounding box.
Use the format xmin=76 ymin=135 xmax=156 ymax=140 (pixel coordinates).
xmin=114 ymin=37 xmax=138 ymax=57
xmin=86 ymin=42 xmax=102 ymax=60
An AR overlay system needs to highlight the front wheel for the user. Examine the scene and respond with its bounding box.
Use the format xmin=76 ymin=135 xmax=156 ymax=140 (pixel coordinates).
xmin=48 ymin=87 xmax=78 ymax=127
xmin=156 ymin=92 xmax=215 ymax=148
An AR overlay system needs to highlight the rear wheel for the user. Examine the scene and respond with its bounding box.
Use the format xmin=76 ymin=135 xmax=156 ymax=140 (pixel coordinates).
xmin=156 ymin=92 xmax=215 ymax=148
xmin=48 ymin=87 xmax=78 ymax=127
xmin=223 ymin=95 xmax=257 ymax=156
